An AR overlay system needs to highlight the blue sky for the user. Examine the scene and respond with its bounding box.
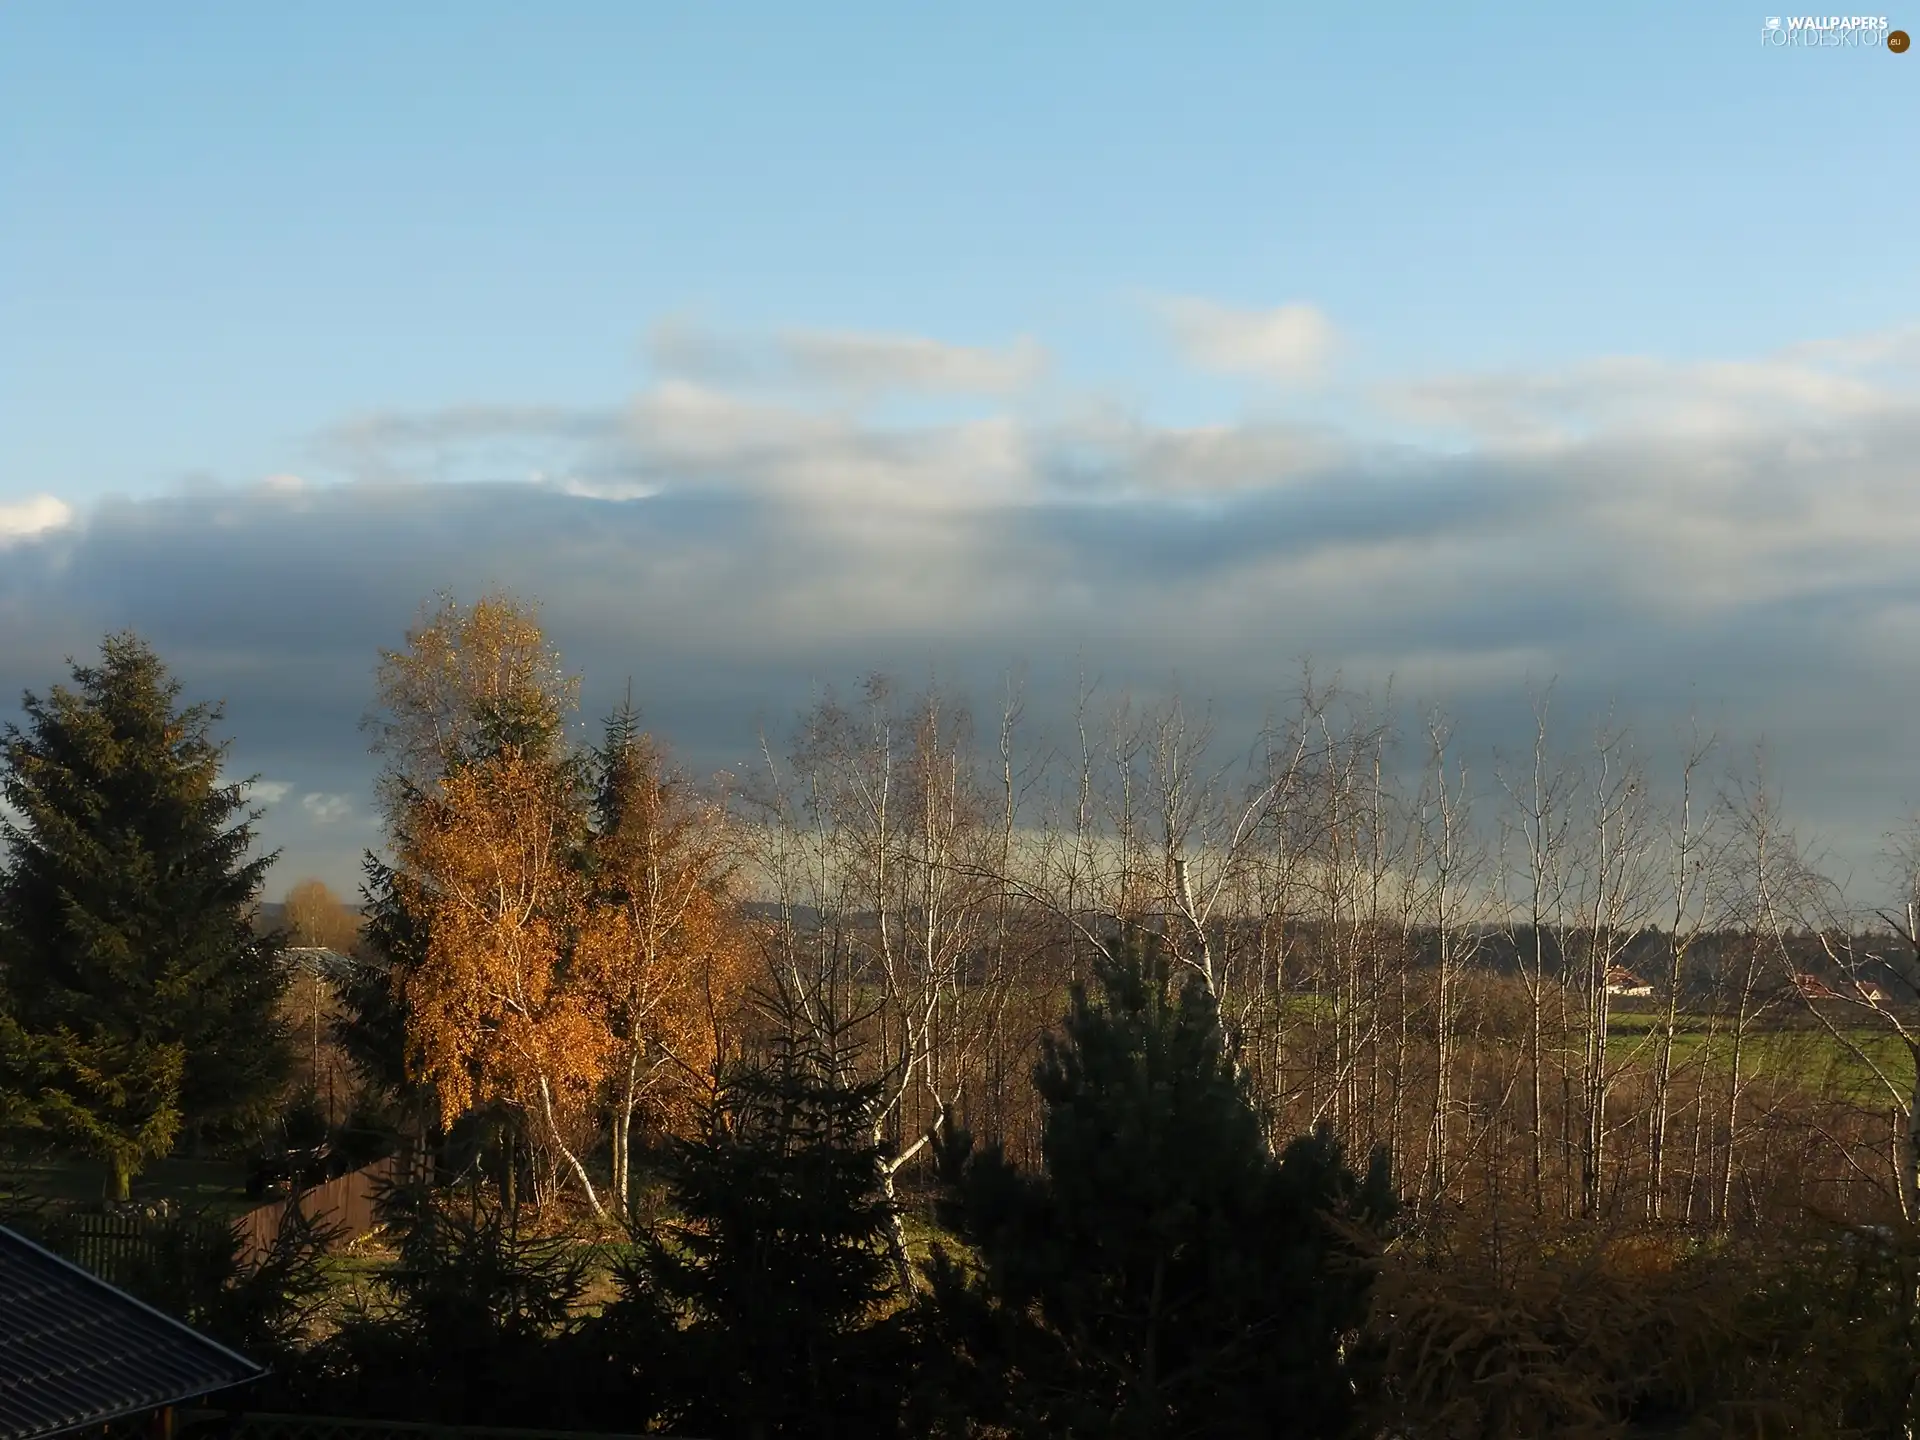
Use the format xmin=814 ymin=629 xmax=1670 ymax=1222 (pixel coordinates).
xmin=7 ymin=0 xmax=1912 ymax=486
xmin=3 ymin=2 xmax=1918 ymax=901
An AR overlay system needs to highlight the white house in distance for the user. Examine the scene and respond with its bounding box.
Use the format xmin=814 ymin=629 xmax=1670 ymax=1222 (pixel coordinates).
xmin=1789 ymin=972 xmax=1897 ymax=1005
xmin=1604 ymin=966 xmax=1654 ymax=998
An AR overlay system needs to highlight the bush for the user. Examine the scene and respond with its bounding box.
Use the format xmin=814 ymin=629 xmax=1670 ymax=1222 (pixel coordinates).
xmin=1365 ymin=1216 xmax=1920 ymax=1438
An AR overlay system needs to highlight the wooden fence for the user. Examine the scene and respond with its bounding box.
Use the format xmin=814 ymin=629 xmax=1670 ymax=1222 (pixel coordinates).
xmin=27 ymin=1152 xmax=424 ymax=1282
xmin=60 ymin=1210 xmax=236 ymax=1289
xmin=234 ymin=1152 xmax=415 ymax=1265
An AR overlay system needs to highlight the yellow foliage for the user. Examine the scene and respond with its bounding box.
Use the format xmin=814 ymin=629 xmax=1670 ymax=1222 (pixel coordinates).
xmin=578 ymin=733 xmax=752 ymax=1140
xmin=369 ymin=589 xmax=579 ymax=819
xmin=401 ymin=750 xmax=607 ymax=1131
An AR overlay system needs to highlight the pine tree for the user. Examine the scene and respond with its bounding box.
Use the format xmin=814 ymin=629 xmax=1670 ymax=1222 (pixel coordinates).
xmin=319 ymin=1180 xmax=594 ymax=1427
xmin=336 ymin=852 xmax=429 ymax=1106
xmin=591 ymin=681 xmax=644 ymax=839
xmin=933 ymin=928 xmax=1397 ymax=1439
xmin=0 ymin=632 xmax=290 ymax=1198
xmin=602 ymin=1032 xmax=914 ymax=1438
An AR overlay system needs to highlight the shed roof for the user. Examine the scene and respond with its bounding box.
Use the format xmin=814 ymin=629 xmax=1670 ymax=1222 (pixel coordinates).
xmin=0 ymin=1223 xmax=263 ymax=1440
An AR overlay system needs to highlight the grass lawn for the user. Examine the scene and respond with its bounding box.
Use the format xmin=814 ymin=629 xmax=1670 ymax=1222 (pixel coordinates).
xmin=1605 ymin=1014 xmax=1914 ymax=1108
xmin=0 ymin=1152 xmax=254 ymax=1216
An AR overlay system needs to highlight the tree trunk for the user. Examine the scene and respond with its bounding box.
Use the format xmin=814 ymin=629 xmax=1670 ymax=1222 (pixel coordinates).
xmin=1529 ymin=968 xmax=1544 ymax=1215
xmin=877 ymin=1150 xmax=917 ymax=1294
xmin=1574 ymin=918 xmax=1616 ymax=1223
xmin=875 ymin=1105 xmax=945 ymax=1294
xmin=1430 ymin=940 xmax=1453 ymax=1210
xmin=611 ymin=1109 xmax=628 ymax=1221
xmin=535 ymin=1075 xmax=605 ymax=1219
xmin=1721 ymin=1025 xmax=1745 ymax=1225
xmin=502 ymin=1124 xmax=518 ymax=1216
xmin=613 ymin=1041 xmax=642 ymax=1221
xmin=1649 ymin=941 xmax=1683 ymax=1221
xmin=1905 ymin=1040 xmax=1920 ymax=1222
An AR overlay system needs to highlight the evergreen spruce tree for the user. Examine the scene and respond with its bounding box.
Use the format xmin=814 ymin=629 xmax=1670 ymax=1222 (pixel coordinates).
xmin=317 ymin=1181 xmax=594 ymax=1427
xmin=0 ymin=633 xmax=289 ymax=1198
xmin=601 ymin=1031 xmax=914 ymax=1439
xmin=335 ymin=852 xmax=428 ymax=1105
xmin=931 ymin=929 xmax=1397 ymax=1439
xmin=590 ymin=682 xmax=644 ymax=839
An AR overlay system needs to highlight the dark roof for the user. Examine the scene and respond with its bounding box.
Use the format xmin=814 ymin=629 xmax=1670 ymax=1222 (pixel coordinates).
xmin=0 ymin=1224 xmax=263 ymax=1440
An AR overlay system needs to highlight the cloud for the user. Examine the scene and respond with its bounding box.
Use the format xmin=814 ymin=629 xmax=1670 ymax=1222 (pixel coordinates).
xmin=300 ymin=793 xmax=353 ymax=825
xmin=1773 ymin=323 xmax=1920 ymax=372
xmin=779 ymin=331 xmax=1046 ymax=394
xmin=9 ymin=320 xmax=1920 ymax=902
xmin=0 ymin=495 xmax=75 ymax=546
xmin=1159 ymin=299 xmax=1337 ymax=382
xmin=1381 ymin=332 xmax=1920 ymax=448
xmin=250 ymin=780 xmax=294 ymax=805
xmin=647 ymin=319 xmax=1047 ymax=396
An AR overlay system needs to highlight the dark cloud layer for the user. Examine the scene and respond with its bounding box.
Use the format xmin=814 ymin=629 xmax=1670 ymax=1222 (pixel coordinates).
xmin=5 ymin=330 xmax=1920 ymax=903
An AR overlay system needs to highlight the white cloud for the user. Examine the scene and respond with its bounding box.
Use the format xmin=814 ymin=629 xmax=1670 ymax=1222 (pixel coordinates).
xmin=0 ymin=495 xmax=75 ymax=546
xmin=621 ymin=382 xmax=1039 ymax=513
xmin=1160 ymin=299 xmax=1337 ymax=382
xmin=1381 ymin=338 xmax=1908 ymax=448
xmin=647 ymin=319 xmax=1047 ymax=396
xmin=779 ymin=331 xmax=1046 ymax=394
xmin=1773 ymin=323 xmax=1920 ymax=372
xmin=548 ymin=475 xmax=663 ymax=502
xmin=301 ymin=793 xmax=352 ymax=825
xmin=42 ymin=315 xmax=1920 ymax=902
xmin=250 ymin=780 xmax=294 ymax=804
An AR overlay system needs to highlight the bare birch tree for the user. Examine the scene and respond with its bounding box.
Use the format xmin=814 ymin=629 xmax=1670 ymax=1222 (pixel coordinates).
xmin=1646 ymin=720 xmax=1722 ymax=1221
xmin=1794 ymin=815 xmax=1920 ymax=1219
xmin=1410 ymin=709 xmax=1491 ymax=1210
xmin=1495 ymin=685 xmax=1577 ymax=1214
xmin=1709 ymin=752 xmax=1812 ymax=1223
xmin=747 ymin=676 xmax=1011 ymax=1289
xmin=1567 ymin=715 xmax=1656 ymax=1219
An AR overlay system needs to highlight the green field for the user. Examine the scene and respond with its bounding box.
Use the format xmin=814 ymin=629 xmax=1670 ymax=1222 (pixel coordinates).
xmin=1606 ymin=1013 xmax=1914 ymax=1108
xmin=0 ymin=1153 xmax=253 ymax=1216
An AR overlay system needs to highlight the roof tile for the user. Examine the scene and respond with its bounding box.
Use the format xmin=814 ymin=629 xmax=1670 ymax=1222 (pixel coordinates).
xmin=0 ymin=1223 xmax=263 ymax=1440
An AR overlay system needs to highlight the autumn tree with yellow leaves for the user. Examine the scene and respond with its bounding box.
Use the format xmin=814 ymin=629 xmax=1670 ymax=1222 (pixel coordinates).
xmin=365 ymin=592 xmax=606 ymax=1211
xmin=362 ymin=591 xmax=749 ymax=1217
xmin=582 ymin=692 xmax=751 ymax=1218
xmin=400 ymin=748 xmax=614 ymax=1213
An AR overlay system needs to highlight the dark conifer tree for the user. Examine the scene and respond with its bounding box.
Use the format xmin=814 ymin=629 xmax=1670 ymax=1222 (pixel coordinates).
xmin=0 ymin=633 xmax=290 ymax=1197
xmin=335 ymin=852 xmax=428 ymax=1106
xmin=599 ymin=1030 xmax=914 ymax=1439
xmin=314 ymin=1179 xmax=594 ymax=1427
xmin=590 ymin=682 xmax=644 ymax=839
xmin=928 ymin=928 xmax=1397 ymax=1439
